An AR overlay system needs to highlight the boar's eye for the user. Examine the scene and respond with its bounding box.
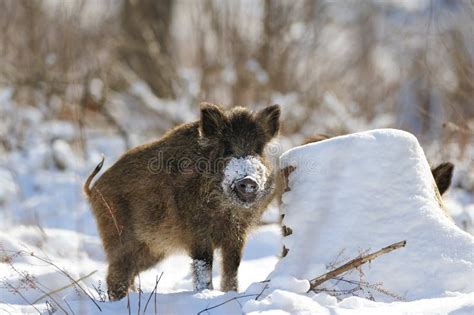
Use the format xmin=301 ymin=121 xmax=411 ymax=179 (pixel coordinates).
xmin=223 ymin=144 xmax=234 ymax=157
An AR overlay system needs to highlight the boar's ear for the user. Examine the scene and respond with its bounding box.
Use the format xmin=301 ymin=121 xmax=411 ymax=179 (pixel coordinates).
xmin=256 ymin=104 xmax=281 ymax=140
xmin=432 ymin=162 xmax=454 ymax=195
xmin=200 ymin=102 xmax=226 ymax=137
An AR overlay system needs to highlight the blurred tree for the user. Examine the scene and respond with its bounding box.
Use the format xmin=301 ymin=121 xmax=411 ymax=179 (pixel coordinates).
xmin=119 ymin=0 xmax=178 ymax=99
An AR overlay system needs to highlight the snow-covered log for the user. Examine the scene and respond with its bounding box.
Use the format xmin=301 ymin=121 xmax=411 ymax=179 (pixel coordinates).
xmin=274 ymin=129 xmax=474 ymax=301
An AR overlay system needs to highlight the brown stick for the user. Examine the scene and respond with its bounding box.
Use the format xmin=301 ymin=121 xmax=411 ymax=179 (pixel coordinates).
xmin=197 ymin=294 xmax=259 ymax=315
xmin=308 ymin=240 xmax=407 ymax=292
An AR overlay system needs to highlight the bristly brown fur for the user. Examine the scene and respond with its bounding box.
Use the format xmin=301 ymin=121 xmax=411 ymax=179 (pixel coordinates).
xmin=84 ymin=103 xmax=280 ymax=300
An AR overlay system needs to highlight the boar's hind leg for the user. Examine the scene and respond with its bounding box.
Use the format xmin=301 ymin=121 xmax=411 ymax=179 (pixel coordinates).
xmin=221 ymin=240 xmax=244 ymax=292
xmin=191 ymin=242 xmax=214 ymax=291
xmin=107 ymin=243 xmax=162 ymax=301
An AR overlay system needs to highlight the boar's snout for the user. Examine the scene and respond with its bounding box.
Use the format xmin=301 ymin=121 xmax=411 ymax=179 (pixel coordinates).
xmin=222 ymin=156 xmax=269 ymax=205
xmin=234 ymin=177 xmax=258 ymax=203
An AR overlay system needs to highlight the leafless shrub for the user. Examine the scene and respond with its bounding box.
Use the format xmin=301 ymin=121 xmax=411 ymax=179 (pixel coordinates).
xmin=0 ymin=247 xmax=102 ymax=312
xmin=1 ymin=1 xmax=472 ymax=160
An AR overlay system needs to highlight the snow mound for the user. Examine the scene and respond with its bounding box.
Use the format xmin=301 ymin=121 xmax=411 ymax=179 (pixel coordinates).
xmin=275 ymin=129 xmax=474 ymax=301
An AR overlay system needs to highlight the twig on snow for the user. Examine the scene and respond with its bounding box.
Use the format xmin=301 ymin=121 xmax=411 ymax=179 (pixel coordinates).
xmin=308 ymin=240 xmax=407 ymax=292
xmin=255 ymin=283 xmax=269 ymax=301
xmin=143 ymin=272 xmax=164 ymax=315
xmin=196 ymin=294 xmax=258 ymax=315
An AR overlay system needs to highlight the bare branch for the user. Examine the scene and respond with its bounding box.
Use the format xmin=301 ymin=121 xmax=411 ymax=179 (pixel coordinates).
xmin=197 ymin=294 xmax=258 ymax=315
xmin=308 ymin=240 xmax=407 ymax=292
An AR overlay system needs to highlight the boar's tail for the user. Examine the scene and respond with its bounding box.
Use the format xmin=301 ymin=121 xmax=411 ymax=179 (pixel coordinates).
xmin=84 ymin=156 xmax=105 ymax=197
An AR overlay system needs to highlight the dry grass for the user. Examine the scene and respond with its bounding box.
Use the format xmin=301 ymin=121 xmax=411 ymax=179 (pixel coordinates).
xmin=1 ymin=1 xmax=471 ymax=160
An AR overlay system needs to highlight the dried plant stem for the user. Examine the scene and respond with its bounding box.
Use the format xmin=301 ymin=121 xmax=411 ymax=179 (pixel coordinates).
xmin=29 ymin=252 xmax=102 ymax=312
xmin=143 ymin=272 xmax=163 ymax=315
xmin=8 ymin=260 xmax=69 ymax=314
xmin=255 ymin=283 xmax=269 ymax=301
xmin=4 ymin=281 xmax=42 ymax=314
xmin=197 ymin=282 xmax=269 ymax=315
xmin=197 ymin=294 xmax=258 ymax=315
xmin=2 ymin=249 xmax=102 ymax=312
xmin=308 ymin=240 xmax=407 ymax=292
xmin=94 ymin=187 xmax=123 ymax=237
xmin=32 ymin=270 xmax=97 ymax=304
xmin=64 ymin=298 xmax=76 ymax=315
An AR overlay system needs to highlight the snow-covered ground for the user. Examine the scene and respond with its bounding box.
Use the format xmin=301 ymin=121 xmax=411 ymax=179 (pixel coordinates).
xmin=1 ymin=101 xmax=474 ymax=314
xmin=0 ymin=224 xmax=281 ymax=314
xmin=2 ymin=225 xmax=473 ymax=314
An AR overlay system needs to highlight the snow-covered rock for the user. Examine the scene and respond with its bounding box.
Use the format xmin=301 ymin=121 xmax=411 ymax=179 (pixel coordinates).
xmin=275 ymin=129 xmax=474 ymax=301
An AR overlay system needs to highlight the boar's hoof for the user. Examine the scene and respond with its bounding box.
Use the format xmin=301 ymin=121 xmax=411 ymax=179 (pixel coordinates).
xmin=195 ymin=281 xmax=214 ymax=291
xmin=108 ymin=284 xmax=128 ymax=301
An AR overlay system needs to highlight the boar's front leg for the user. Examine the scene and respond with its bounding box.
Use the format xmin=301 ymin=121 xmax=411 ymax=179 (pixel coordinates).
xmin=221 ymin=239 xmax=244 ymax=292
xmin=191 ymin=242 xmax=214 ymax=291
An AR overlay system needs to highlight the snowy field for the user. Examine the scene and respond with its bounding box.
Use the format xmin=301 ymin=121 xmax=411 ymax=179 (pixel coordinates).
xmin=1 ymin=102 xmax=474 ymax=314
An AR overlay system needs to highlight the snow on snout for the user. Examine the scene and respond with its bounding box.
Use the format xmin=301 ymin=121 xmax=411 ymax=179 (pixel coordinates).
xmin=222 ymin=156 xmax=268 ymax=193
